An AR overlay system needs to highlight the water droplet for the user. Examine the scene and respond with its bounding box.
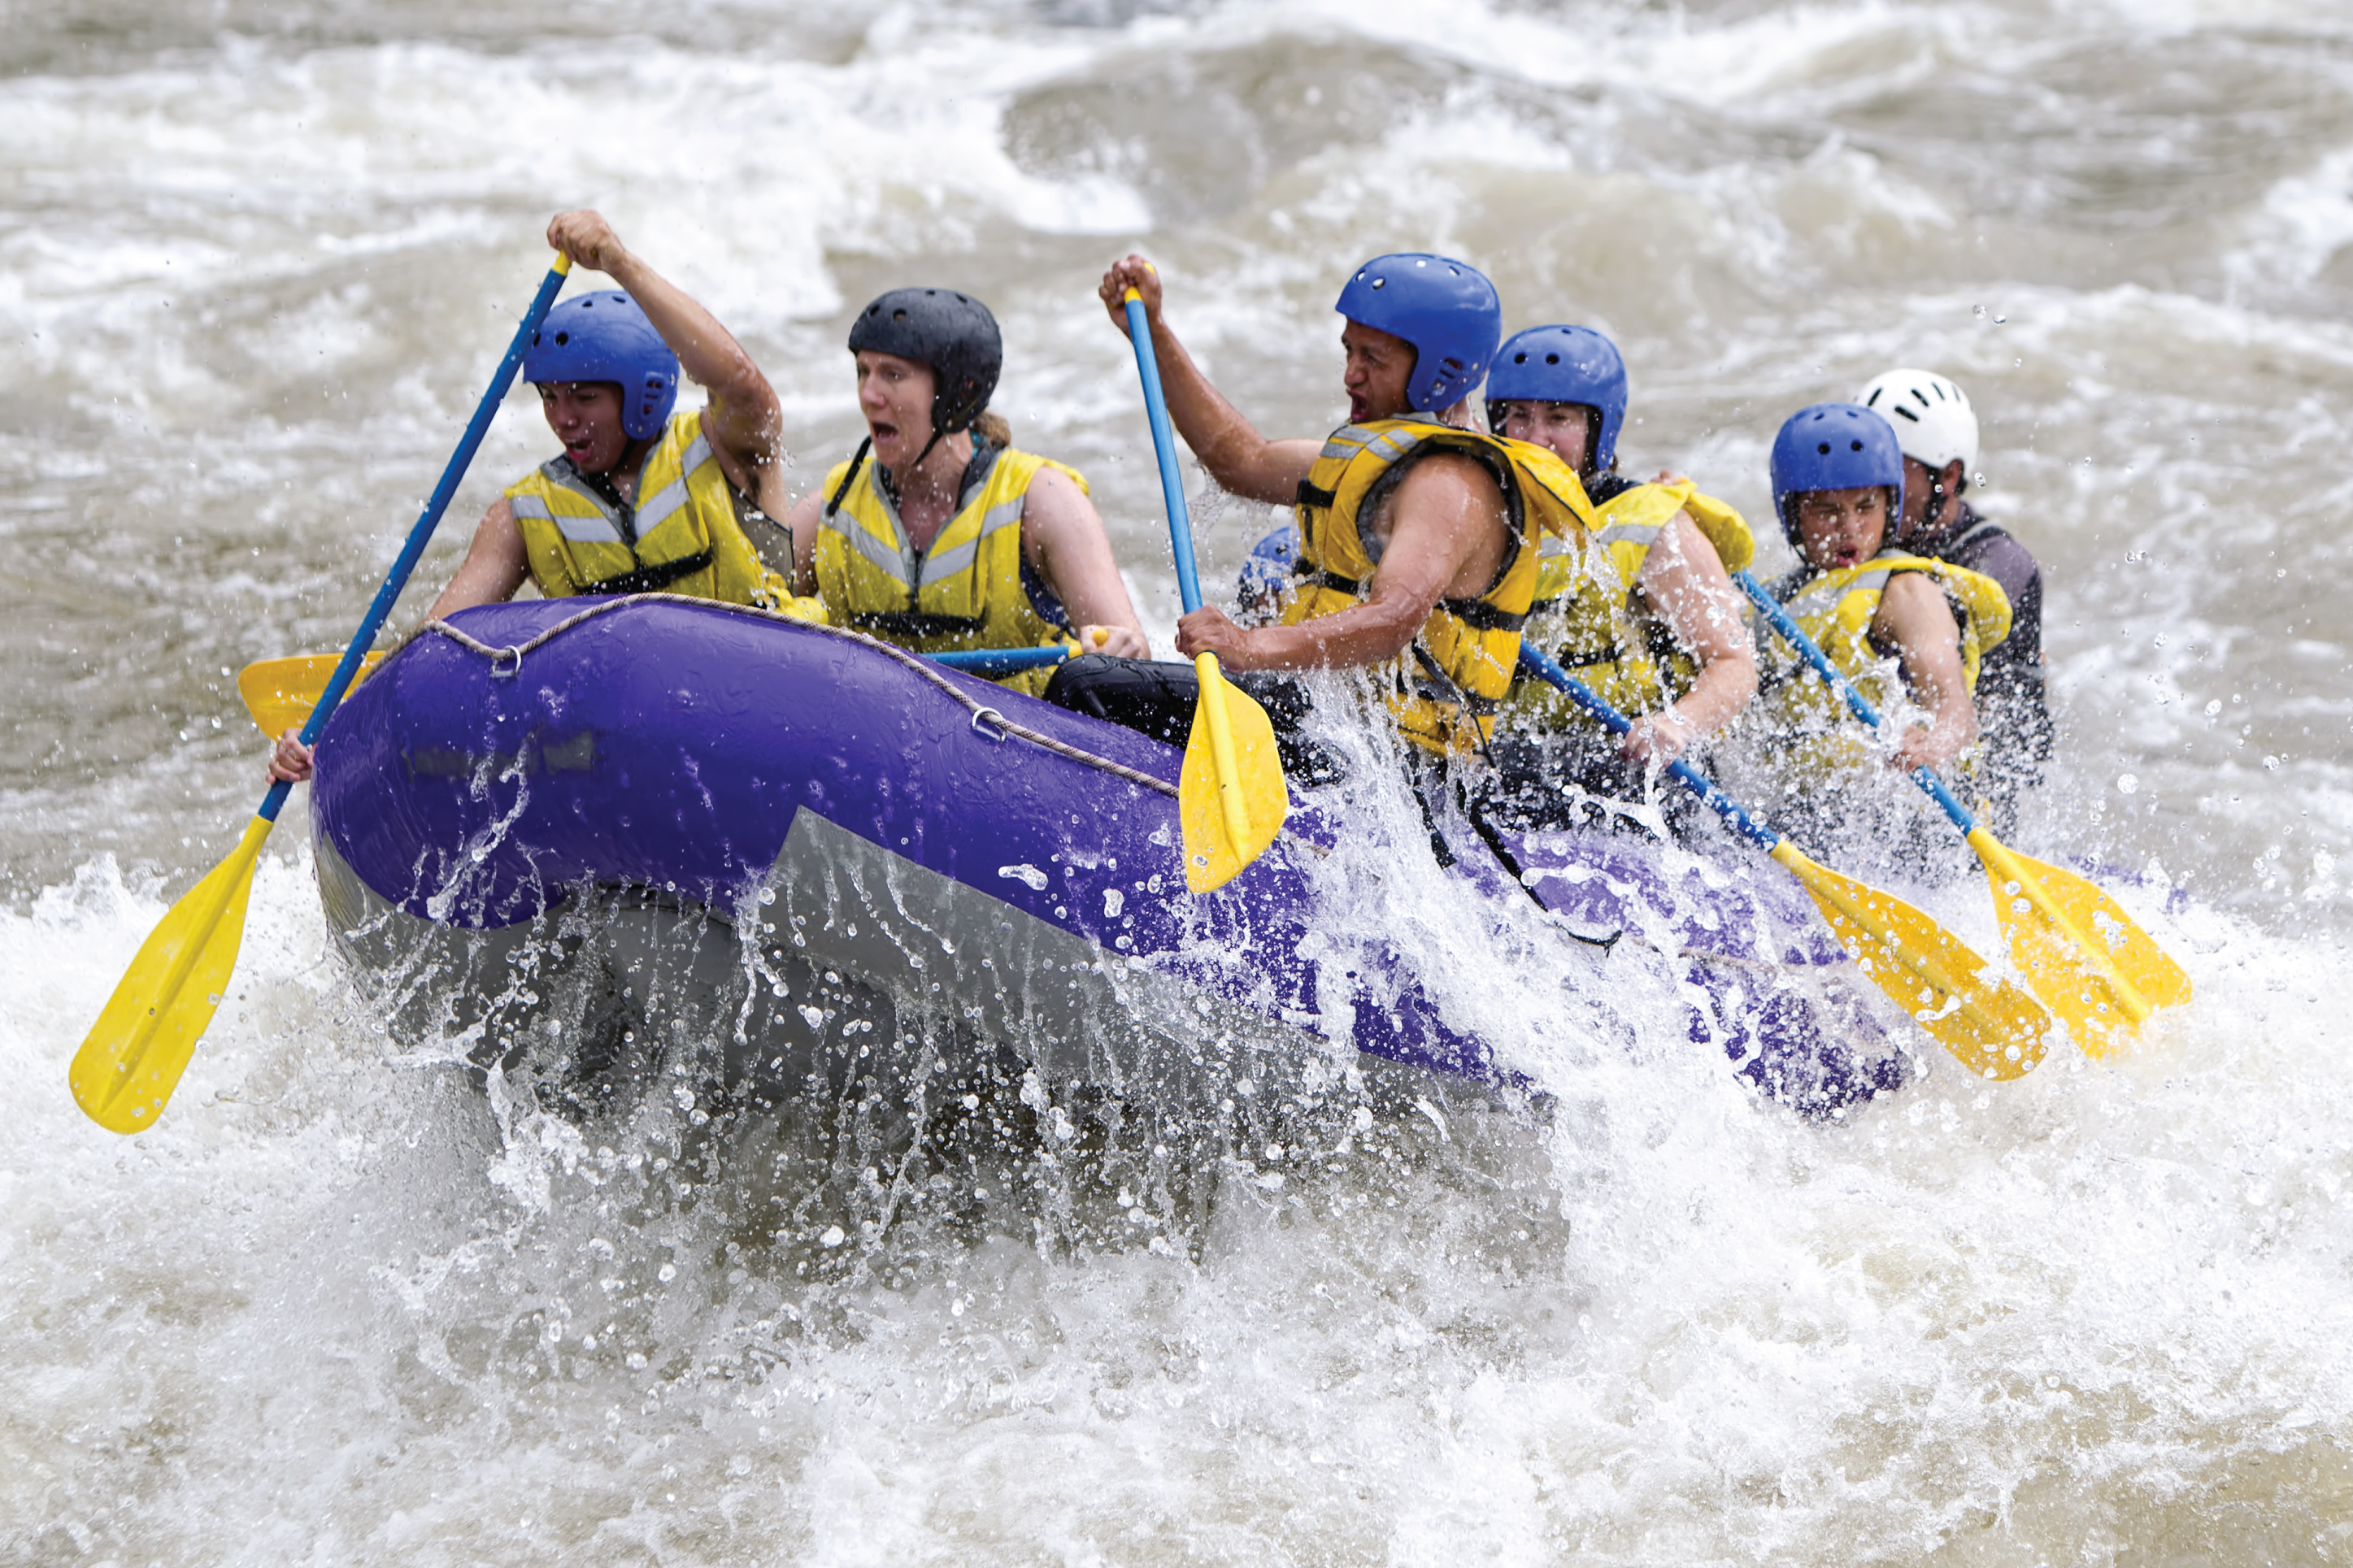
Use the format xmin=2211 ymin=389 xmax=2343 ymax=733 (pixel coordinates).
xmin=2116 ymin=773 xmax=2139 ymax=794
xmin=656 ymin=1262 xmax=676 ymax=1282
xmin=819 ymin=1226 xmax=846 ymax=1248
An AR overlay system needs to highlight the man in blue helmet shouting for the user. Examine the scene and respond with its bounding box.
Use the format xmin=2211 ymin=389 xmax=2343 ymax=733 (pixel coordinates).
xmin=270 ymin=209 xmax=805 ymax=784
xmin=1063 ymin=252 xmax=1594 ymax=767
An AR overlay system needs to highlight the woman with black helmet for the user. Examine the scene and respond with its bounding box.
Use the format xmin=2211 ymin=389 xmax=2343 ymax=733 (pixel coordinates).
xmin=268 ymin=209 xmax=803 ymax=784
xmin=776 ymin=288 xmax=1148 ymax=695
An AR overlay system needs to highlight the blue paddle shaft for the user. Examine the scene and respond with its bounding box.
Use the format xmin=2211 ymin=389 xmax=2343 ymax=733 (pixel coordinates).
xmin=1732 ymin=569 xmax=1978 ymax=834
xmin=926 ymin=645 xmax=1072 ymax=674
xmin=1122 ymin=293 xmax=1204 ymax=615
xmin=1516 ymin=644 xmax=1781 ymax=851
xmin=260 ymin=258 xmax=572 ymax=826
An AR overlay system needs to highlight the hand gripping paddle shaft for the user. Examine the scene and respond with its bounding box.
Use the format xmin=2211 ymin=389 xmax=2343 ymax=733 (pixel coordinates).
xmin=1121 ymin=287 xmax=1286 ymax=893
xmin=71 ymin=253 xmax=575 ymax=1134
xmin=1517 ymin=644 xmax=2053 ymax=1079
xmin=1733 ymin=570 xmax=2189 ymax=1054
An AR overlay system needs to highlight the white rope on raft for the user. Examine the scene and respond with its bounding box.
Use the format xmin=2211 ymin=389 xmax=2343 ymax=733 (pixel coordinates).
xmin=415 ymin=592 xmax=1181 ymax=801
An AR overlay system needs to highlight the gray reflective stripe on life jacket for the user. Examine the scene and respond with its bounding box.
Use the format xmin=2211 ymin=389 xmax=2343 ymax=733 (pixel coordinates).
xmin=630 ymin=431 xmax=716 ymax=539
xmin=916 ymin=493 xmax=1027 ymax=590
xmin=819 ymin=476 xmax=918 ymax=589
xmin=508 ymin=489 xmax=628 ymax=547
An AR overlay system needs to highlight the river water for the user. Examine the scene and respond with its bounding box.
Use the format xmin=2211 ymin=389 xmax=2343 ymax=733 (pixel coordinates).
xmin=6 ymin=0 xmax=2353 ymax=1561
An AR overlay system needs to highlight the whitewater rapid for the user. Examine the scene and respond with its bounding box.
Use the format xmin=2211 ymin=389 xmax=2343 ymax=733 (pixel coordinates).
xmin=6 ymin=1 xmax=2352 ymax=1561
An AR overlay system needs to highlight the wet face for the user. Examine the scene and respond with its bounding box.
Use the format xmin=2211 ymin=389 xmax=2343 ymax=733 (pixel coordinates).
xmin=1496 ymin=400 xmax=1594 ymax=472
xmin=1793 ymin=485 xmax=1891 ymax=571
xmin=856 ymin=350 xmax=937 ymax=472
xmin=537 ymin=382 xmax=630 ymax=475
xmin=1340 ymin=320 xmax=1416 ymax=423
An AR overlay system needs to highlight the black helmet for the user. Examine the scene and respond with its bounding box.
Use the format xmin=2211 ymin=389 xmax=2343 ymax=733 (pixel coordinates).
xmin=847 ymin=288 xmax=1003 ymax=443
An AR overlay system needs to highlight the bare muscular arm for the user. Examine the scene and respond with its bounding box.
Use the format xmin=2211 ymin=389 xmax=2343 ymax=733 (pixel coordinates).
xmin=1175 ymin=454 xmax=1507 ymax=671
xmin=1873 ymin=571 xmax=1978 ymax=771
xmin=1098 ymin=255 xmax=1319 ymax=507
xmin=1021 ymin=467 xmax=1149 ymax=658
xmin=549 ymin=210 xmax=784 ymax=497
xmin=1624 ymin=510 xmax=1757 ymax=763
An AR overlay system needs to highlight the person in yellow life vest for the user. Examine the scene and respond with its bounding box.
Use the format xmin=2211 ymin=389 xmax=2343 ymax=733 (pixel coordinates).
xmin=270 ymin=209 xmax=803 ymax=784
xmin=1060 ymin=250 xmax=1590 ymax=777
xmin=1479 ymin=324 xmax=1758 ymax=832
xmin=1758 ymin=402 xmax=2012 ymax=806
xmin=775 ymin=287 xmax=1147 ymax=697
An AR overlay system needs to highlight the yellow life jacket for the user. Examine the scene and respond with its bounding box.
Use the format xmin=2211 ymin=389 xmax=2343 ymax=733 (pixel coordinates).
xmin=1764 ymin=552 xmax=2014 ymax=777
xmin=1281 ymin=419 xmax=1592 ymax=756
xmin=813 ymin=442 xmax=1087 ymax=697
xmin=1511 ymin=476 xmax=1755 ymax=725
xmin=504 ymin=410 xmax=800 ymax=611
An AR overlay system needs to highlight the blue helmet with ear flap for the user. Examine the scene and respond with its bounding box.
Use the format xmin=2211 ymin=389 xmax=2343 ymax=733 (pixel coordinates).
xmin=1768 ymin=402 xmax=1906 ymax=546
xmin=1485 ymin=324 xmax=1629 ymax=474
xmin=523 ymin=291 xmax=680 ymax=442
xmin=1334 ymin=253 xmax=1503 ymax=414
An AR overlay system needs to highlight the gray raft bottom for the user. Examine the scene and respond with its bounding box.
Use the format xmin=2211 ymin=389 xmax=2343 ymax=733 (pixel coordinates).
xmin=315 ymin=809 xmax=1484 ymax=1135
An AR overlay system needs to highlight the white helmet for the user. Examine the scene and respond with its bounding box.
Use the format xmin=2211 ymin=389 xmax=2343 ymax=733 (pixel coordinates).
xmin=1854 ymin=367 xmax=1977 ymax=475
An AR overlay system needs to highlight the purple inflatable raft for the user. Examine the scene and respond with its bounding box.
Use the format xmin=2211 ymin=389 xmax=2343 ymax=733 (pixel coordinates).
xmin=307 ymin=597 xmax=1909 ymax=1118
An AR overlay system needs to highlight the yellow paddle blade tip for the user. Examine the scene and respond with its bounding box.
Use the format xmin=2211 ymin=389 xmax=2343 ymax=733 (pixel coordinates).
xmin=69 ymin=823 xmax=268 ymax=1133
xmin=1178 ymin=669 xmax=1288 ymax=894
xmin=237 ymin=651 xmax=384 ymax=737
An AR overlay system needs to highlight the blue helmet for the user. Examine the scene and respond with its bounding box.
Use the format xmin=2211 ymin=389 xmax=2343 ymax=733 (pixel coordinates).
xmin=523 ymin=291 xmax=679 ymax=443
xmin=1768 ymin=402 xmax=1905 ymax=545
xmin=1334 ymin=253 xmax=1503 ymax=415
xmin=1484 ymin=324 xmax=1629 ymax=474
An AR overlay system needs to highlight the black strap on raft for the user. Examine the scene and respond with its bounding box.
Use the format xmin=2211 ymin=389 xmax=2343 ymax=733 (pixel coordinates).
xmin=577 ymin=549 xmax=715 ymax=597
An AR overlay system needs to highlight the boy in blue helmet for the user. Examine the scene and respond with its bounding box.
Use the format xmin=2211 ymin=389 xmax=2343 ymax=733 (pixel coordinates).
xmin=271 ymin=210 xmax=805 ymax=784
xmin=1757 ymin=403 xmax=2013 ymax=801
xmin=1478 ymin=323 xmax=1758 ymax=831
xmin=1056 ymin=252 xmax=1594 ymax=770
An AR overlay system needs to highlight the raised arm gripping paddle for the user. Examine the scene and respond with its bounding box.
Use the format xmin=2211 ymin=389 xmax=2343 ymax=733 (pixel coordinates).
xmin=1733 ymin=569 xmax=2189 ymax=1055
xmin=1121 ymin=286 xmax=1287 ymax=893
xmin=1517 ymin=643 xmax=2052 ymax=1079
xmin=72 ymin=253 xmax=575 ymax=1134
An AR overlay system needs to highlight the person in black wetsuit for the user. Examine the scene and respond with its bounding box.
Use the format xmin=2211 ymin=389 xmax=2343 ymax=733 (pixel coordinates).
xmin=1855 ymin=368 xmax=2054 ymax=829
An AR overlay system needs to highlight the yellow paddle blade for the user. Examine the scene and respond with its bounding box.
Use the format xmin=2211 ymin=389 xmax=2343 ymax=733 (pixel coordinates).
xmin=1769 ymin=840 xmax=2051 ymax=1080
xmin=237 ymin=651 xmax=385 ymax=737
xmin=1968 ymin=829 xmax=2192 ymax=1059
xmin=70 ymin=816 xmax=272 ymax=1133
xmin=1179 ymin=653 xmax=1288 ymax=893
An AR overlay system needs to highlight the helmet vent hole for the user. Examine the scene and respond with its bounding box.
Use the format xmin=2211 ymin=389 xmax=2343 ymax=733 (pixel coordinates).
xmin=1816 ymin=442 xmax=1830 ymax=454
xmin=893 ymin=309 xmax=909 ymax=320
xmin=1545 ymin=353 xmax=1559 ymax=364
xmin=1371 ymin=277 xmax=1385 ymax=289
xmin=554 ymin=332 xmax=570 ymax=345
xmin=1851 ymin=440 xmax=1864 ymax=451
xmin=1442 ymin=357 xmax=1464 ymax=371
